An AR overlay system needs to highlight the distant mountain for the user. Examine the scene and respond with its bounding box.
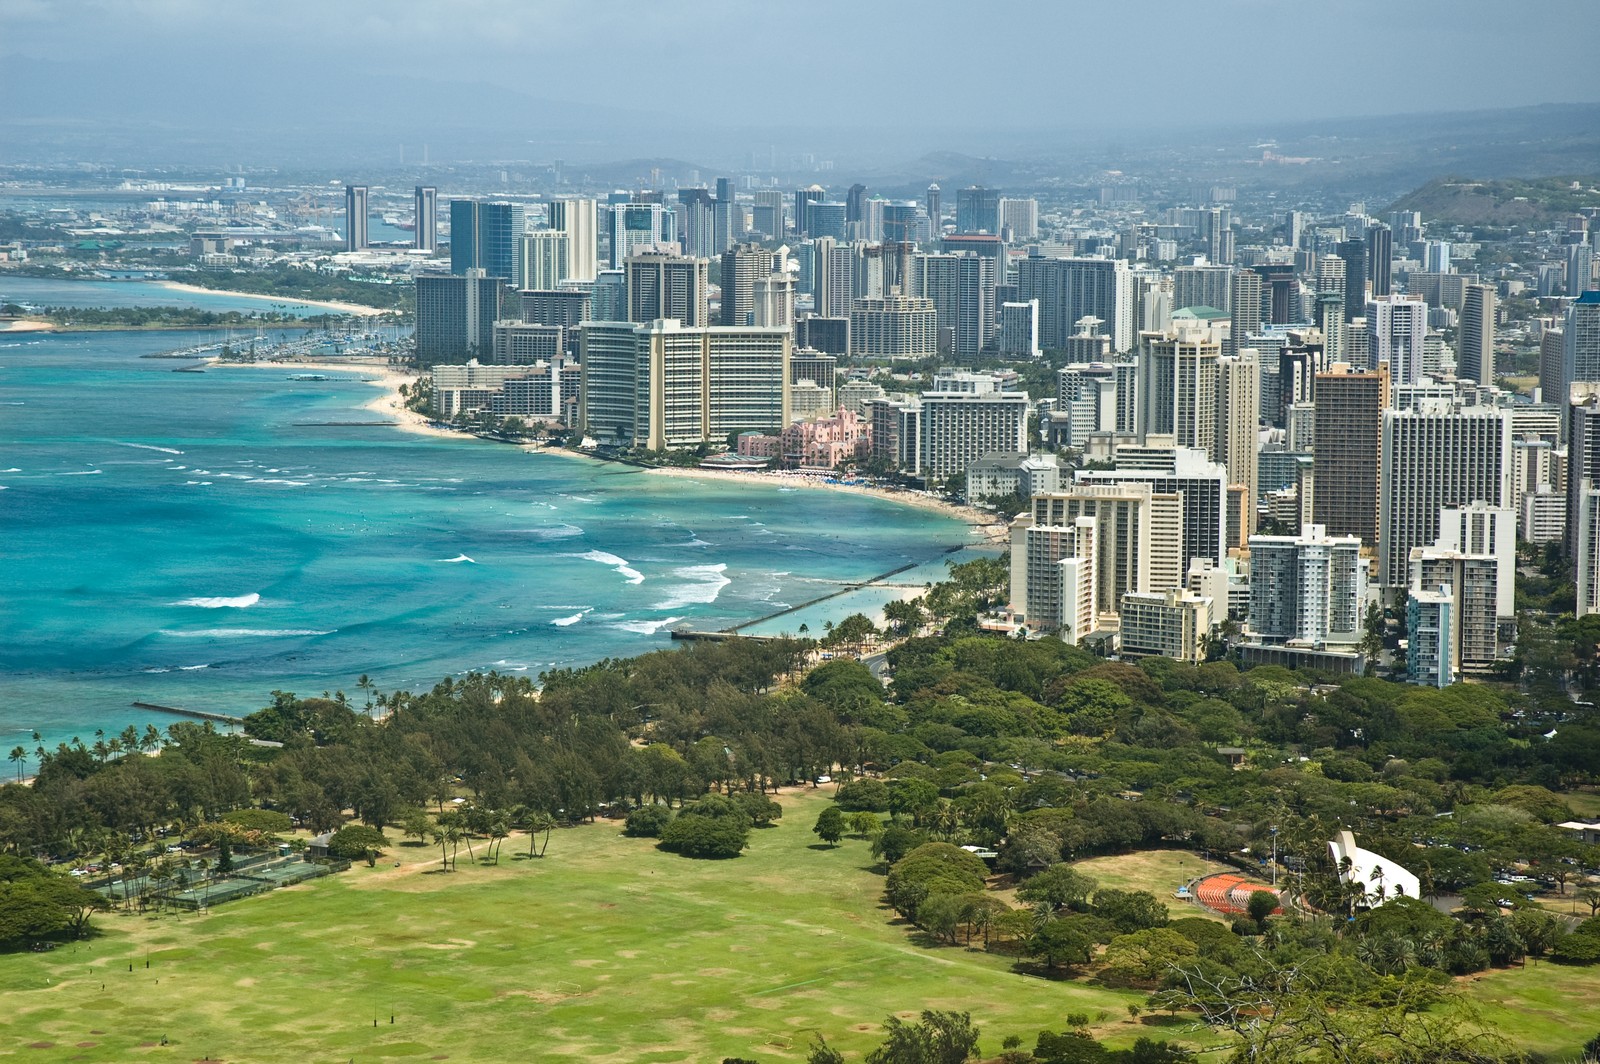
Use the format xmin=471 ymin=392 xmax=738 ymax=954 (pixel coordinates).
xmin=1388 ymin=175 xmax=1600 ymax=229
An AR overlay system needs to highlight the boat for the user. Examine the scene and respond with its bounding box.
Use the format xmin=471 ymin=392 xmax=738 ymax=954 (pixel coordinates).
xmin=286 ymin=373 xmax=330 ymax=381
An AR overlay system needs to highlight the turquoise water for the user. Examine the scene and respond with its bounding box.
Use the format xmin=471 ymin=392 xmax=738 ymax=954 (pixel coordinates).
xmin=0 ymin=326 xmax=972 ymax=767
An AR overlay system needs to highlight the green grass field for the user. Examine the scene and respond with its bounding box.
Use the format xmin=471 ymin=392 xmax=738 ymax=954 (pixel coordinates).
xmin=0 ymin=790 xmax=1171 ymax=1063
xmin=5 ymin=789 xmax=1593 ymax=1062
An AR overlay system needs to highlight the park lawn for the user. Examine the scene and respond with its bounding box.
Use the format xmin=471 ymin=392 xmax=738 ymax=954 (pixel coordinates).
xmin=1068 ymin=849 xmax=1239 ymax=921
xmin=1458 ymin=960 xmax=1600 ymax=1059
xmin=0 ymin=789 xmax=1172 ymax=1064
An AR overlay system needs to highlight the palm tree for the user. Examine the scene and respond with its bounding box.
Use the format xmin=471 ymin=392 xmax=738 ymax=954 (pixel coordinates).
xmin=357 ymin=675 xmax=375 ymax=711
xmin=141 ymin=724 xmax=162 ymax=754
xmin=8 ymin=746 xmax=25 ymax=781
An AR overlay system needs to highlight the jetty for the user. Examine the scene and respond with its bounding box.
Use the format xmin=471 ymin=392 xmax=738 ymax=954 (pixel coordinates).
xmin=131 ymin=701 xmax=245 ymax=727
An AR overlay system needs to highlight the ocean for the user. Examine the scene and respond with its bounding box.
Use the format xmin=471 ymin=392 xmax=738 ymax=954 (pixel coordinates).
xmin=0 ymin=298 xmax=977 ymax=768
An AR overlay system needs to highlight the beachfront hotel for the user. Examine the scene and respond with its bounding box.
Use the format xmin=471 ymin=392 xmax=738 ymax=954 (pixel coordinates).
xmin=578 ymin=320 xmax=790 ymax=451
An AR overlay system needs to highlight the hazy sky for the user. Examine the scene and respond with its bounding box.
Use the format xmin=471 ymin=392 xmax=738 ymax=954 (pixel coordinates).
xmin=3 ymin=0 xmax=1597 ymax=165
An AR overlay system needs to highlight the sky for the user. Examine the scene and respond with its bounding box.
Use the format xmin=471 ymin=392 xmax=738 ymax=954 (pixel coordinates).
xmin=2 ymin=0 xmax=1597 ymax=166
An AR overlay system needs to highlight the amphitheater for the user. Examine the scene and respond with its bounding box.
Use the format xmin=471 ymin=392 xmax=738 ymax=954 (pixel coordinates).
xmin=1189 ymin=871 xmax=1282 ymax=916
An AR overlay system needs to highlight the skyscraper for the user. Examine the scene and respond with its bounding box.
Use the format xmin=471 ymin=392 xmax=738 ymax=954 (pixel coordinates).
xmin=1567 ymin=291 xmax=1600 ymax=384
xmin=997 ymin=197 xmax=1039 ymax=242
xmin=845 ymin=183 xmax=868 ymax=225
xmin=513 ymin=230 xmax=569 ymax=291
xmin=850 ymin=296 xmax=938 ymax=359
xmin=415 ymin=270 xmax=501 ymax=364
xmin=1459 ymin=284 xmax=1496 ymax=385
xmin=625 ymin=250 xmax=709 ymax=327
xmin=1379 ymin=403 xmax=1512 ymax=588
xmin=955 ymin=186 xmax=1001 ymax=235
xmin=1228 ymin=268 xmax=1262 ymax=356
xmin=1336 ymin=239 xmax=1368 ymax=322
xmin=793 ymin=185 xmax=826 ymax=236
xmin=548 ymin=198 xmax=598 ymax=282
xmin=925 ymin=184 xmax=941 ymax=233
xmin=451 ymin=200 xmax=526 ymax=280
xmin=1172 ymin=265 xmax=1233 ymax=313
xmin=1248 ymin=525 xmax=1366 ymax=643
xmin=344 ymin=184 xmax=368 ymax=252
xmin=918 ymin=390 xmax=1031 ymax=479
xmin=1570 ymin=244 xmax=1596 ymax=298
xmin=1313 ymin=364 xmax=1389 ymax=544
xmin=675 ymin=188 xmax=717 ymax=259
xmin=1139 ymin=322 xmax=1221 ymax=452
xmin=1365 ymin=295 xmax=1428 ymax=385
xmin=720 ymin=243 xmax=775 ymax=327
xmin=1016 ymin=255 xmax=1133 ymax=353
xmin=1365 ymin=223 xmax=1393 ymax=298
xmin=1217 ymin=348 xmax=1260 ymax=542
xmin=608 ymin=202 xmax=677 ymax=268
xmin=579 ymin=320 xmax=790 ymax=450
xmin=413 ymin=186 xmax=437 ymax=252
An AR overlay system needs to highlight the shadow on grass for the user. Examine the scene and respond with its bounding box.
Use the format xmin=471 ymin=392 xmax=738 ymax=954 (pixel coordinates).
xmin=1011 ymin=959 xmax=1092 ymax=982
xmin=806 ymin=843 xmax=841 ymax=851
xmin=1138 ymin=1014 xmax=1190 ymax=1027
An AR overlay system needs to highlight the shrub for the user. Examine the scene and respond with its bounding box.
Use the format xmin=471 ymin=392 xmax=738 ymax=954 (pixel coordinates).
xmin=326 ymin=824 xmax=390 ymax=861
xmin=734 ymin=792 xmax=782 ymax=827
xmin=658 ymin=815 xmax=749 ymax=859
xmin=221 ymin=809 xmax=294 ymax=833
xmin=623 ymin=805 xmax=673 ymax=838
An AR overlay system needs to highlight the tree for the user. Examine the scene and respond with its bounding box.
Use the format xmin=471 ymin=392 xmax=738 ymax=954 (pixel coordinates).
xmin=1090 ymin=889 xmax=1169 ymax=933
xmin=1099 ymin=928 xmax=1199 ymax=988
xmin=327 ymin=824 xmax=390 ymax=861
xmin=1246 ymin=889 xmax=1279 ymax=926
xmin=814 ymin=806 xmax=845 ymax=847
xmin=1017 ymin=864 xmax=1097 ymax=913
xmin=865 ymin=1010 xmax=979 ymax=1064
xmin=1028 ymin=918 xmax=1093 ymax=972
xmin=624 ymin=805 xmax=673 ymax=838
xmin=7 ymin=747 xmax=24 ymax=782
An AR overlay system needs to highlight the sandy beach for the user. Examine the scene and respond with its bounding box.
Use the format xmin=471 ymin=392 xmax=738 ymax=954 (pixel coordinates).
xmin=643 ymin=465 xmax=1011 ymax=543
xmin=210 ymin=358 xmax=1009 ymax=539
xmin=156 ymin=281 xmax=385 ymax=318
xmin=0 ymin=319 xmax=55 ymax=333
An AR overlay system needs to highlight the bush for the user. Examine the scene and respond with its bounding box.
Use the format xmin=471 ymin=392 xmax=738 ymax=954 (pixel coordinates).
xmin=623 ymin=805 xmax=673 ymax=838
xmin=835 ymin=778 xmax=891 ymax=812
xmin=884 ymin=843 xmax=989 ymax=922
xmin=221 ymin=809 xmax=294 ymax=834
xmin=326 ymin=824 xmax=390 ymax=861
xmin=658 ymin=815 xmax=749 ymax=859
xmin=734 ymin=792 xmax=783 ymax=827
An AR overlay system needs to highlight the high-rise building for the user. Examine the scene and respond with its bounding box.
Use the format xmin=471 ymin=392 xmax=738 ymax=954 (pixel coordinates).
xmin=1015 ymin=484 xmax=1185 ymax=622
xmin=997 ymin=197 xmax=1039 ymax=241
xmin=1365 ymin=295 xmax=1428 ymax=385
xmin=1172 ymin=265 xmax=1233 ymax=313
xmin=413 ymin=186 xmax=437 ymax=252
xmin=955 ymin=186 xmax=1001 ymax=235
xmin=1217 ymin=349 xmax=1260 ymax=542
xmin=918 ymin=390 xmax=1030 ymax=480
xmin=675 ymin=188 xmax=717 ymax=259
xmin=1378 ymin=403 xmax=1513 ymax=588
xmin=591 ymin=269 xmax=626 ymax=322
xmin=1313 ymin=363 xmax=1389 ymax=543
xmin=520 ymin=289 xmax=590 ymax=331
xmin=849 ymin=295 xmax=938 ymax=359
xmin=1118 ymin=588 xmax=1213 ymax=663
xmin=625 ymin=250 xmax=709 ymax=327
xmin=1007 ymin=512 xmax=1099 ymax=642
xmin=548 ymin=198 xmax=599 ymax=282
xmin=451 ymin=200 xmax=526 ymax=279
xmin=1365 ymin=223 xmax=1393 ymax=298
xmin=344 ymin=184 xmax=368 ymax=252
xmin=720 ymin=243 xmax=775 ymax=326
xmin=845 ymin=183 xmax=868 ymax=225
xmin=793 ymin=185 xmax=826 ymax=236
xmin=925 ymin=184 xmax=942 ymax=232
xmin=807 ymin=202 xmax=847 ymax=242
xmin=751 ymin=190 xmax=785 ymax=240
xmin=996 ymin=300 xmax=1041 ymax=358
xmin=1567 ymin=385 xmax=1600 ymax=557
xmin=1227 ymin=268 xmax=1262 ymax=357
xmin=1336 ymin=239 xmax=1367 ymax=322
xmin=1139 ymin=321 xmax=1221 ymax=453
xmin=1017 ymin=254 xmax=1133 ymax=353
xmin=1569 ymin=244 xmax=1596 ymax=298
xmin=1459 ymin=284 xmax=1496 ymax=385
xmin=513 ymin=230 xmax=569 ymax=291
xmin=1567 ymin=291 xmax=1600 ymax=384
xmin=490 ymin=320 xmax=564 ymax=366
xmin=415 ymin=270 xmax=502 ymax=364
xmin=1541 ymin=327 xmax=1567 ymax=410
xmin=1247 ymin=524 xmax=1366 ymax=644
xmin=751 ymin=275 xmax=794 ymax=329
xmin=1409 ymin=503 xmax=1517 ymax=671
xmin=1576 ymin=479 xmax=1600 ymax=616
xmin=578 ymin=319 xmax=790 ymax=450
xmin=608 ymin=203 xmax=677 ymax=268
xmin=912 ymin=253 xmax=997 ymax=359
xmin=1077 ymin=444 xmax=1230 ymax=577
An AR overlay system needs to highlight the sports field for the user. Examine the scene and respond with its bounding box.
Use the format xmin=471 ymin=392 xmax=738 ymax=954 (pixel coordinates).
xmin=1 ymin=789 xmax=1166 ymax=1063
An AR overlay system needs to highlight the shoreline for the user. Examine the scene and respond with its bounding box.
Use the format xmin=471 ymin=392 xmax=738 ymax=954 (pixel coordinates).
xmin=641 ymin=465 xmax=1010 ymax=544
xmin=213 ymin=357 xmax=1008 ymax=542
xmin=155 ymin=280 xmax=387 ymax=318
